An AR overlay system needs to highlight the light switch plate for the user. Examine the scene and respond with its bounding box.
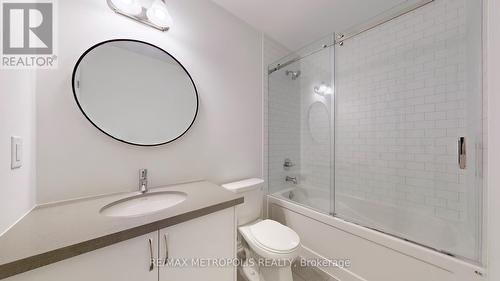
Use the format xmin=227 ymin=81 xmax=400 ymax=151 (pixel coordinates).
xmin=11 ymin=136 xmax=22 ymax=169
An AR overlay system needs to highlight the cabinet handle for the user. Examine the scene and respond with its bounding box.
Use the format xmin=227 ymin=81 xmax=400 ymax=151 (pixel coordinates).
xmin=148 ymin=238 xmax=154 ymax=271
xmin=163 ymin=234 xmax=169 ymax=265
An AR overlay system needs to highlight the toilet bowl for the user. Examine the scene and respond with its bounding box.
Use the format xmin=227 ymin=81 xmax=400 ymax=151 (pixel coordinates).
xmin=222 ymin=179 xmax=301 ymax=281
xmin=239 ymin=219 xmax=300 ymax=281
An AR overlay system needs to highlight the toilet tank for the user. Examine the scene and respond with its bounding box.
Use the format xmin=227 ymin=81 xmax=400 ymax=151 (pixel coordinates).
xmin=222 ymin=178 xmax=264 ymax=226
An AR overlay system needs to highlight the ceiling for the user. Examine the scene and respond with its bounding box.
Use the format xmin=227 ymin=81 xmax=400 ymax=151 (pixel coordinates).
xmin=211 ymin=0 xmax=409 ymax=50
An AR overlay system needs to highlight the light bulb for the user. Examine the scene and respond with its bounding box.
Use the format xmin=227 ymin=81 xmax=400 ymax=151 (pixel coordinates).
xmin=146 ymin=0 xmax=173 ymax=28
xmin=314 ymin=83 xmax=333 ymax=96
xmin=318 ymin=84 xmax=328 ymax=94
xmin=110 ymin=0 xmax=142 ymax=15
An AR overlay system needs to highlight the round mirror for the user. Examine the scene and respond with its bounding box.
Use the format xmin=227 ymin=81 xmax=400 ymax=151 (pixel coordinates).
xmin=72 ymin=39 xmax=199 ymax=146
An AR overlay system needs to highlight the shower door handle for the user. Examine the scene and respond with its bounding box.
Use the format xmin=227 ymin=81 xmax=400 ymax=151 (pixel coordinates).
xmin=458 ymin=137 xmax=466 ymax=169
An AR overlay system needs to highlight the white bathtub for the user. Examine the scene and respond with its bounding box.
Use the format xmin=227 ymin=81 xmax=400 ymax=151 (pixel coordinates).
xmin=268 ymin=187 xmax=484 ymax=281
xmin=275 ymin=187 xmax=475 ymax=259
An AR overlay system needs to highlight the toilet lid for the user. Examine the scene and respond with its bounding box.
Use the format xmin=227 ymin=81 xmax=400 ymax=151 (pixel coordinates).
xmin=249 ymin=220 xmax=300 ymax=253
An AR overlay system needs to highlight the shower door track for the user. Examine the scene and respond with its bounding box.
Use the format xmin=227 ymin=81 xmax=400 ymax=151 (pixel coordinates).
xmin=336 ymin=0 xmax=434 ymax=44
xmin=267 ymin=43 xmax=332 ymax=75
xmin=268 ymin=0 xmax=434 ymax=75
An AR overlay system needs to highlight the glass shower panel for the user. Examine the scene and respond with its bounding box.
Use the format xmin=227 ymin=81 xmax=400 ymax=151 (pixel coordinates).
xmin=268 ymin=36 xmax=334 ymax=214
xmin=334 ymin=0 xmax=482 ymax=261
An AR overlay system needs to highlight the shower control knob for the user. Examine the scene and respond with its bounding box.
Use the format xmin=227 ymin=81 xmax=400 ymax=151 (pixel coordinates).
xmin=283 ymin=158 xmax=295 ymax=169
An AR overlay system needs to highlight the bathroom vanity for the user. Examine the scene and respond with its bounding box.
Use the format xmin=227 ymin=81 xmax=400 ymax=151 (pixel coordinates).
xmin=0 ymin=40 xmax=241 ymax=281
xmin=0 ymin=181 xmax=243 ymax=281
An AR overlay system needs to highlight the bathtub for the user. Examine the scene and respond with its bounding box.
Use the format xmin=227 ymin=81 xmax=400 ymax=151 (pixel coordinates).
xmin=276 ymin=187 xmax=475 ymax=259
xmin=268 ymin=187 xmax=484 ymax=281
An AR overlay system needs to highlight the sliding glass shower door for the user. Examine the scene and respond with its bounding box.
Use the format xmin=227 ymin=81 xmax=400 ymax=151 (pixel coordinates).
xmin=267 ymin=0 xmax=482 ymax=263
xmin=333 ymin=0 xmax=483 ymax=262
xmin=267 ymin=36 xmax=334 ymax=214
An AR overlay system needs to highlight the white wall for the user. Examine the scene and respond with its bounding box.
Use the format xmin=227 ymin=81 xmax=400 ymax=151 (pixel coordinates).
xmin=0 ymin=70 xmax=36 ymax=234
xmin=36 ymin=0 xmax=263 ymax=203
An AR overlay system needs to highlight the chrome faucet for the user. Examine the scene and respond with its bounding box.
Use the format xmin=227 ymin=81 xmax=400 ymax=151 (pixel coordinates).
xmin=285 ymin=176 xmax=298 ymax=185
xmin=139 ymin=169 xmax=148 ymax=193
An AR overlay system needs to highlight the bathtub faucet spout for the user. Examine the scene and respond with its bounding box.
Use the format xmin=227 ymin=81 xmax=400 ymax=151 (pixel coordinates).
xmin=285 ymin=176 xmax=298 ymax=185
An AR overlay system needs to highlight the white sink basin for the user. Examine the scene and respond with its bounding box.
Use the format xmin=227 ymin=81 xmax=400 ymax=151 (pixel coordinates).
xmin=100 ymin=191 xmax=187 ymax=217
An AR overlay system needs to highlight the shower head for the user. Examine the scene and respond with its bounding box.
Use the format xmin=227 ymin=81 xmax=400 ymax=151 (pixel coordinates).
xmin=285 ymin=70 xmax=301 ymax=80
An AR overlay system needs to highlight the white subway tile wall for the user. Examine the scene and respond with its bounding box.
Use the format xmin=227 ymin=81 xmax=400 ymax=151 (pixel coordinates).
xmin=267 ymin=40 xmax=334 ymax=198
xmin=267 ymin=37 xmax=334 ymax=198
xmin=335 ymin=0 xmax=474 ymax=222
xmin=299 ymin=50 xmax=332 ymax=193
xmin=263 ymin=36 xmax=293 ymax=195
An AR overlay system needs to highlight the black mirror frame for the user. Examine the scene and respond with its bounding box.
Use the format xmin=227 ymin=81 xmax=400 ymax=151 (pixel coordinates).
xmin=71 ymin=39 xmax=199 ymax=147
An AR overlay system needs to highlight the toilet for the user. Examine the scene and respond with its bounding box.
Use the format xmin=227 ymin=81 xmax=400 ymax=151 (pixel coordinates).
xmin=222 ymin=178 xmax=301 ymax=281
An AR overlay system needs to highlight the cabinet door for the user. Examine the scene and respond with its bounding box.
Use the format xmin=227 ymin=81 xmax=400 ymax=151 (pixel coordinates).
xmin=5 ymin=232 xmax=158 ymax=281
xmin=159 ymin=208 xmax=236 ymax=281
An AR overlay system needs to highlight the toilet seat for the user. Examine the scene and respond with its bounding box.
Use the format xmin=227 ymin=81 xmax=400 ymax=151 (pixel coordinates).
xmin=239 ymin=220 xmax=300 ymax=260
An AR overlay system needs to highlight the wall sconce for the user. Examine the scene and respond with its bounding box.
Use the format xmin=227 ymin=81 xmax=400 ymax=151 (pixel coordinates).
xmin=107 ymin=0 xmax=173 ymax=31
xmin=314 ymin=83 xmax=333 ymax=96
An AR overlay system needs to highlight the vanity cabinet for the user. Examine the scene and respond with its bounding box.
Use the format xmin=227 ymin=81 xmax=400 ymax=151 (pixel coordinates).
xmin=4 ymin=232 xmax=159 ymax=281
xmin=159 ymin=208 xmax=236 ymax=281
xmin=4 ymin=208 xmax=236 ymax=281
